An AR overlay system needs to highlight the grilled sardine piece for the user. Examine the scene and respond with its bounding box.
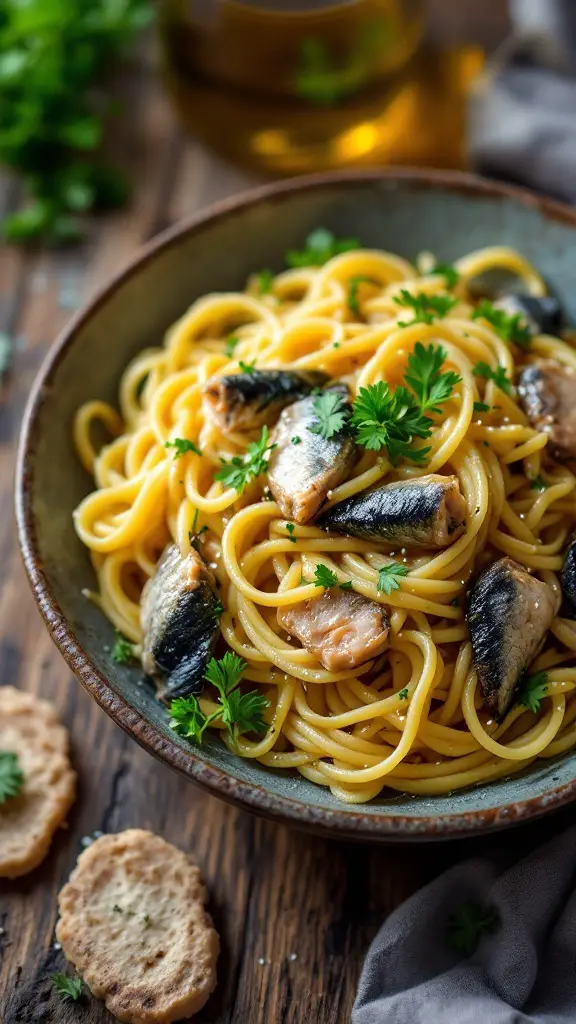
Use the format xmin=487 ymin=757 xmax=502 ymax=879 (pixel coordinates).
xmin=267 ymin=392 xmax=357 ymax=524
xmin=278 ymin=589 xmax=389 ymax=672
xmin=494 ymin=293 xmax=565 ymax=338
xmin=141 ymin=543 xmax=220 ymax=701
xmin=203 ymin=368 xmax=329 ymax=432
xmin=562 ymin=536 xmax=576 ymax=619
xmin=467 ymin=557 xmax=555 ymax=719
xmin=317 ymin=474 xmax=466 ymax=548
xmin=517 ymin=359 xmax=576 ymax=459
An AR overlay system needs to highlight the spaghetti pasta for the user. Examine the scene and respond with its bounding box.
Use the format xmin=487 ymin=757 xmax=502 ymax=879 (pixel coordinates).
xmin=73 ymin=243 xmax=576 ymax=804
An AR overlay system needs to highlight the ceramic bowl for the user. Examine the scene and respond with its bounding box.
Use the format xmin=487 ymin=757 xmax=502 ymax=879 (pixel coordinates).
xmin=16 ymin=169 xmax=576 ymax=841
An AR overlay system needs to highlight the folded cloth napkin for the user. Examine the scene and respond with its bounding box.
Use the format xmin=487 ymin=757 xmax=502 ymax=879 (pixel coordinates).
xmin=469 ymin=0 xmax=576 ymax=204
xmin=352 ymin=824 xmax=576 ymax=1024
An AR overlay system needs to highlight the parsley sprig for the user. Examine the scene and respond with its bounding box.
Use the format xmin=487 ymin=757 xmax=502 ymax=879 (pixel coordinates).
xmin=404 ymin=343 xmax=462 ymax=415
xmin=530 ymin=476 xmax=547 ymax=492
xmin=312 ymin=564 xmax=353 ymax=590
xmin=377 ymin=563 xmax=409 ymax=595
xmin=350 ymin=382 xmax=431 ymax=463
xmin=0 ymin=751 xmax=24 ymax=805
xmin=169 ymin=652 xmax=269 ymax=748
xmin=286 ymin=228 xmax=359 ymax=267
xmin=111 ymin=630 xmax=136 ymax=665
xmin=432 ymin=262 xmax=460 ymax=289
xmin=394 ymin=290 xmax=457 ymax=327
xmin=472 ymin=300 xmax=531 ymax=350
xmin=446 ymin=902 xmax=500 ymax=956
xmin=165 ymin=438 xmax=202 ymax=460
xmin=51 ymin=973 xmax=84 ymax=1002
xmin=308 ymin=391 xmax=350 ymax=440
xmin=215 ymin=426 xmax=276 ymax=494
xmin=473 ymin=361 xmax=512 ymax=396
xmin=398 ymin=687 xmax=409 ymax=700
xmin=517 ymin=670 xmax=548 ymax=713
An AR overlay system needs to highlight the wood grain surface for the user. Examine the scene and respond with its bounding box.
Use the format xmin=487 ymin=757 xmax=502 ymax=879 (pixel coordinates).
xmin=0 ymin=22 xmax=571 ymax=1024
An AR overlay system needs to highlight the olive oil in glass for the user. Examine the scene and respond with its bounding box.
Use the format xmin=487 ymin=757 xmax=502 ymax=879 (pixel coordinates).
xmin=159 ymin=0 xmax=427 ymax=174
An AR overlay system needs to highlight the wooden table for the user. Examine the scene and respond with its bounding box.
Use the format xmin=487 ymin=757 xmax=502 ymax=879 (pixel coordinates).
xmin=0 ymin=25 xmax=570 ymax=1024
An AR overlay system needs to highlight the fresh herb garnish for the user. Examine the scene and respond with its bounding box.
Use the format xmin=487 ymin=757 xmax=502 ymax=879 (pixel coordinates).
xmin=111 ymin=630 xmax=136 ymax=665
xmin=394 ymin=290 xmax=457 ymax=327
xmin=377 ymin=563 xmax=409 ymax=595
xmin=348 ymin=275 xmax=376 ymax=316
xmin=291 ymin=436 xmax=301 ymax=445
xmin=446 ymin=902 xmax=500 ymax=956
xmin=215 ymin=426 xmax=276 ymax=494
xmin=257 ymin=269 xmax=274 ymax=295
xmin=340 ymin=580 xmax=354 ymax=590
xmin=517 ymin=670 xmax=548 ymax=713
xmin=285 ymin=523 xmax=297 ymax=543
xmin=473 ymin=361 xmax=512 ymax=396
xmin=0 ymin=0 xmax=152 ymax=244
xmin=432 ymin=262 xmax=460 ymax=289
xmin=530 ymin=476 xmax=547 ymax=492
xmin=473 ymin=401 xmax=491 ymax=413
xmin=213 ymin=599 xmax=224 ymax=618
xmin=286 ymin=228 xmax=359 ymax=267
xmin=169 ymin=652 xmax=269 ymax=748
xmin=0 ymin=751 xmax=24 ymax=805
xmin=398 ymin=687 xmax=409 ymax=700
xmin=313 ymin=564 xmax=339 ymax=589
xmin=472 ymin=300 xmax=531 ymax=350
xmin=224 ymin=335 xmax=239 ymax=358
xmin=169 ymin=695 xmax=211 ymax=744
xmin=165 ymin=438 xmax=202 ymax=459
xmin=238 ymin=360 xmax=256 ymax=373
xmin=404 ymin=342 xmax=461 ymax=415
xmin=51 ymin=973 xmax=84 ymax=1002
xmin=308 ymin=390 xmax=350 ymax=440
xmin=350 ymin=382 xmax=432 ymax=464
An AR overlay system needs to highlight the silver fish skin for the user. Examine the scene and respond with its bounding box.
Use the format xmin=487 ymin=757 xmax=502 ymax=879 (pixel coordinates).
xmin=203 ymin=368 xmax=329 ymax=432
xmin=141 ymin=543 xmax=220 ymax=701
xmin=561 ymin=536 xmax=576 ymax=619
xmin=267 ymin=391 xmax=357 ymax=524
xmin=517 ymin=359 xmax=576 ymax=460
xmin=317 ymin=474 xmax=466 ymax=548
xmin=467 ymin=557 xmax=555 ymax=720
xmin=278 ymin=588 xmax=389 ymax=672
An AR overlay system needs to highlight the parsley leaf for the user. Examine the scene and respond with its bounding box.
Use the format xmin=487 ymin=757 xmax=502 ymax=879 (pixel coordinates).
xmin=404 ymin=342 xmax=461 ymax=415
xmin=205 ymin=652 xmax=269 ymax=748
xmin=111 ymin=630 xmax=136 ymax=665
xmin=51 ymin=973 xmax=84 ymax=1002
xmin=286 ymin=228 xmax=359 ymax=267
xmin=377 ymin=563 xmax=409 ymax=595
xmin=215 ymin=426 xmax=276 ymax=494
xmin=291 ymin=435 xmax=301 ymax=445
xmin=238 ymin=360 xmax=256 ymax=373
xmin=432 ymin=262 xmax=460 ymax=289
xmin=257 ymin=269 xmax=274 ymax=295
xmin=473 ymin=361 xmax=512 ymax=396
xmin=308 ymin=390 xmax=350 ymax=439
xmin=398 ymin=687 xmax=409 ymax=700
xmin=224 ymin=335 xmax=239 ymax=358
xmin=165 ymin=438 xmax=202 ymax=459
xmin=169 ymin=695 xmax=215 ymax=744
xmin=285 ymin=523 xmax=297 ymax=543
xmin=0 ymin=751 xmax=24 ymax=805
xmin=517 ymin=670 xmax=548 ymax=713
xmin=530 ymin=475 xmax=547 ymax=492
xmin=313 ymin=564 xmax=339 ymax=588
xmin=472 ymin=300 xmax=531 ymax=350
xmin=473 ymin=401 xmax=491 ymax=413
xmin=348 ymin=275 xmax=376 ymax=316
xmin=394 ymin=290 xmax=457 ymax=326
xmin=446 ymin=902 xmax=500 ymax=956
xmin=350 ymin=382 xmax=432 ymax=464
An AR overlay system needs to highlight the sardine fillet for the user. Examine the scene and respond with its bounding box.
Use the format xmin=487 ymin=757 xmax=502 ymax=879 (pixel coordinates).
xmin=278 ymin=589 xmax=389 ymax=672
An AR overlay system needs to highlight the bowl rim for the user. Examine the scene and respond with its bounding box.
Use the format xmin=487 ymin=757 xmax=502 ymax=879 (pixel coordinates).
xmin=15 ymin=166 xmax=576 ymax=842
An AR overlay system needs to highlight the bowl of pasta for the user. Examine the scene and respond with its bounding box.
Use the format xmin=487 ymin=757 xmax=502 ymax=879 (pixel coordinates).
xmin=16 ymin=169 xmax=576 ymax=840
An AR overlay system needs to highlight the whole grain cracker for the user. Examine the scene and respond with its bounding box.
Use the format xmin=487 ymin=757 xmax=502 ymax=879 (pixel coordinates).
xmin=0 ymin=686 xmax=76 ymax=878
xmin=56 ymin=829 xmax=219 ymax=1023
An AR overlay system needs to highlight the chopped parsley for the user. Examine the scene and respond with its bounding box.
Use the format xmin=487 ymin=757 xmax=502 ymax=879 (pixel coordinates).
xmin=169 ymin=652 xmax=269 ymax=748
xmin=213 ymin=599 xmax=225 ymax=618
xmin=431 ymin=261 xmax=460 ymax=289
xmin=111 ymin=630 xmax=136 ymax=665
xmin=285 ymin=523 xmax=297 ymax=543
xmin=394 ymin=290 xmax=457 ymax=327
xmin=51 ymin=973 xmax=84 ymax=1002
xmin=517 ymin=670 xmax=548 ymax=714
xmin=398 ymin=688 xmax=409 ymax=700
xmin=472 ymin=300 xmax=531 ymax=350
xmin=224 ymin=335 xmax=239 ymax=358
xmin=257 ymin=269 xmax=274 ymax=295
xmin=165 ymin=438 xmax=202 ymax=459
xmin=291 ymin=436 xmax=301 ymax=445
xmin=377 ymin=562 xmax=409 ymax=595
xmin=308 ymin=390 xmax=350 ymax=440
xmin=313 ymin=564 xmax=339 ymax=589
xmin=446 ymin=902 xmax=500 ymax=956
xmin=215 ymin=426 xmax=276 ymax=494
xmin=473 ymin=401 xmax=491 ymax=413
xmin=0 ymin=751 xmax=24 ymax=805
xmin=238 ymin=360 xmax=256 ymax=373
xmin=285 ymin=228 xmax=359 ymax=267
xmin=473 ymin=361 xmax=512 ymax=396
xmin=348 ymin=275 xmax=376 ymax=316
xmin=530 ymin=475 xmax=547 ymax=492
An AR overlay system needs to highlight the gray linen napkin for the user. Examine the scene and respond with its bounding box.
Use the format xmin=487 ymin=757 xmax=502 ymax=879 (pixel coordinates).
xmin=352 ymin=824 xmax=576 ymax=1023
xmin=469 ymin=0 xmax=576 ymax=204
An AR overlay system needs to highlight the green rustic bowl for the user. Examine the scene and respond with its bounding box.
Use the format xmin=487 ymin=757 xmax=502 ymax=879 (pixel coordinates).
xmin=16 ymin=169 xmax=576 ymax=841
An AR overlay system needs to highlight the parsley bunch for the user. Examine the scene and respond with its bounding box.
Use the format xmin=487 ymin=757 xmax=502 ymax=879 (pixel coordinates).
xmin=169 ymin=652 xmax=270 ymax=748
xmin=215 ymin=426 xmax=276 ymax=494
xmin=0 ymin=0 xmax=153 ymax=244
xmin=286 ymin=228 xmax=359 ymax=268
xmin=0 ymin=751 xmax=24 ymax=805
xmin=472 ymin=300 xmax=531 ymax=350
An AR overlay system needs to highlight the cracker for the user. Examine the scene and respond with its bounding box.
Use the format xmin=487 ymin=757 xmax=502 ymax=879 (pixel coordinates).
xmin=56 ymin=829 xmax=219 ymax=1023
xmin=0 ymin=686 xmax=76 ymax=878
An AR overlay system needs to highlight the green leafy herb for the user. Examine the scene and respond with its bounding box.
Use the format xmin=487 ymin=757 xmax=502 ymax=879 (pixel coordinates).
xmin=285 ymin=523 xmax=297 ymax=543
xmin=169 ymin=695 xmax=212 ymax=744
xmin=286 ymin=228 xmax=359 ymax=267
xmin=333 ymin=342 xmax=341 ymax=349
xmin=340 ymin=580 xmax=354 ymax=590
xmin=224 ymin=335 xmax=239 ymax=358
xmin=291 ymin=436 xmax=301 ymax=445
xmin=308 ymin=390 xmax=350 ymax=440
xmin=215 ymin=426 xmax=276 ymax=494
xmin=398 ymin=688 xmax=409 ymax=700
xmin=473 ymin=401 xmax=491 ymax=413
xmin=213 ymin=599 xmax=225 ymax=618
xmin=313 ymin=564 xmax=339 ymax=589
xmin=473 ymin=361 xmax=512 ymax=396
xmin=0 ymin=0 xmax=153 ymax=244
xmin=348 ymin=275 xmax=376 ymax=316
xmin=165 ymin=438 xmax=202 ymax=459
xmin=517 ymin=670 xmax=548 ymax=714
xmin=530 ymin=475 xmax=547 ymax=492
xmin=51 ymin=973 xmax=84 ymax=1002
xmin=377 ymin=562 xmax=409 ymax=595
xmin=350 ymin=382 xmax=432 ymax=464
xmin=394 ymin=290 xmax=457 ymax=327
xmin=0 ymin=751 xmax=24 ymax=805
xmin=472 ymin=300 xmax=531 ymax=350
xmin=404 ymin=342 xmax=461 ymax=415
xmin=239 ymin=360 xmax=256 ymax=373
xmin=205 ymin=652 xmax=269 ymax=748
xmin=257 ymin=269 xmax=274 ymax=295
xmin=111 ymin=630 xmax=135 ymax=665
xmin=446 ymin=902 xmax=500 ymax=956
xmin=431 ymin=262 xmax=460 ymax=289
